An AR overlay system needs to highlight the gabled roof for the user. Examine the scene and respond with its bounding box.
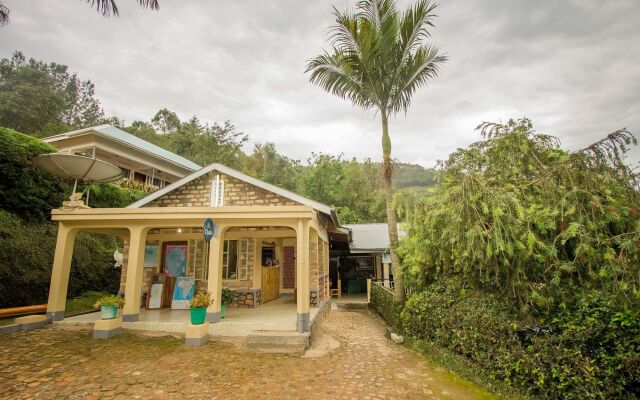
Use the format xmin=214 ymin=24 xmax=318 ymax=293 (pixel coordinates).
xmin=43 ymin=124 xmax=201 ymax=172
xmin=127 ymin=163 xmax=340 ymax=225
xmin=344 ymin=223 xmax=405 ymax=252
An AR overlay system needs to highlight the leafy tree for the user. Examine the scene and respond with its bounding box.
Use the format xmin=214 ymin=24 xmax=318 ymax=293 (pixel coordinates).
xmin=243 ymin=142 xmax=300 ymax=191
xmin=151 ymin=108 xmax=181 ymax=133
xmin=299 ymin=152 xmax=345 ymax=206
xmin=0 ymin=51 xmax=105 ymax=136
xmin=307 ymin=0 xmax=447 ymax=298
xmin=397 ymin=118 xmax=639 ymax=308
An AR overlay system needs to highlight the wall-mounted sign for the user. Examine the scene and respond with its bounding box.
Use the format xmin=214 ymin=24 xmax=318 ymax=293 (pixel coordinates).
xmin=203 ymin=218 xmax=217 ymax=241
xmin=382 ymin=252 xmax=392 ymax=264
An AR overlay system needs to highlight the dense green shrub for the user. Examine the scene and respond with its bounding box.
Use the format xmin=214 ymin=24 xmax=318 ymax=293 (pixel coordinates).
xmin=0 ymin=126 xmax=67 ymax=220
xmin=396 ymin=119 xmax=639 ymax=399
xmin=0 ymin=126 xmax=145 ymax=307
xmin=401 ymin=278 xmax=640 ymax=399
xmin=0 ymin=210 xmax=121 ymax=308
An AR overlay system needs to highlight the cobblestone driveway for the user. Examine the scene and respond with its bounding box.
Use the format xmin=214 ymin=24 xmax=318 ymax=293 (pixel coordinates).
xmin=0 ymin=306 xmax=491 ymax=399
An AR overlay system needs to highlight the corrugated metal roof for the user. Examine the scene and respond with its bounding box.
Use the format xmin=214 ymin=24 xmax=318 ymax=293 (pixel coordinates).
xmin=44 ymin=124 xmax=202 ymax=172
xmin=344 ymin=223 xmax=405 ymax=251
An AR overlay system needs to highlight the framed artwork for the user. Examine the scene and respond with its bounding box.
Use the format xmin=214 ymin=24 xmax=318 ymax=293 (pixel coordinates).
xmin=144 ymin=244 xmax=159 ymax=268
xmin=171 ymin=277 xmax=195 ymax=309
xmin=164 ymin=244 xmax=187 ymax=277
xmin=147 ymin=283 xmax=164 ymax=309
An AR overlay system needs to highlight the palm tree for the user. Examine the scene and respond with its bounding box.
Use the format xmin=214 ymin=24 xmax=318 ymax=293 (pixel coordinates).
xmin=0 ymin=0 xmax=159 ymax=26
xmin=306 ymin=0 xmax=446 ymax=299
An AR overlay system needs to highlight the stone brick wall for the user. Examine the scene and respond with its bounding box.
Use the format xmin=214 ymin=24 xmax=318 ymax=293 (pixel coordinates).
xmin=309 ymin=237 xmax=318 ymax=291
xmin=144 ymin=172 xmax=300 ymax=208
xmin=228 ymin=288 xmax=264 ymax=308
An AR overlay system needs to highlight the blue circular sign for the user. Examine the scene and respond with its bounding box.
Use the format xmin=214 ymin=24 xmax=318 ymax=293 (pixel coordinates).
xmin=203 ymin=218 xmax=216 ymax=241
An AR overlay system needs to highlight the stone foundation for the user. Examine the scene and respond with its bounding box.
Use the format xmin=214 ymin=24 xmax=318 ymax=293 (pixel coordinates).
xmin=229 ymin=288 xmax=263 ymax=308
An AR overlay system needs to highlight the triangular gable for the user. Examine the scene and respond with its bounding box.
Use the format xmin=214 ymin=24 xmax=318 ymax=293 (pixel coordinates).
xmin=127 ymin=163 xmax=338 ymax=224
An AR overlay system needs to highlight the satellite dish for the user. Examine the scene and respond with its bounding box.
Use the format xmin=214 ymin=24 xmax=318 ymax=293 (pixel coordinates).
xmin=32 ymin=153 xmax=123 ymax=208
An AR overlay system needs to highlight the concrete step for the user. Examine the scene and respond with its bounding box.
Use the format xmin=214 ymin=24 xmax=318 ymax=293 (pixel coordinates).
xmin=245 ymin=331 xmax=310 ymax=354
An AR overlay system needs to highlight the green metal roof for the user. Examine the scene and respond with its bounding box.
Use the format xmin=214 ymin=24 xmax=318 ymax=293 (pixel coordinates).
xmin=93 ymin=125 xmax=201 ymax=171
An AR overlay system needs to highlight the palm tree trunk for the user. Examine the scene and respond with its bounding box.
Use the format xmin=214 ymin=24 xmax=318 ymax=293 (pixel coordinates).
xmin=380 ymin=111 xmax=404 ymax=300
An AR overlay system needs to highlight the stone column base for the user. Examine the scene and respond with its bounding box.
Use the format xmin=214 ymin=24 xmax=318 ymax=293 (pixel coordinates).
xmin=296 ymin=312 xmax=310 ymax=333
xmin=46 ymin=310 xmax=65 ymax=322
xmin=122 ymin=313 xmax=139 ymax=322
xmin=93 ymin=317 xmax=123 ymax=339
xmin=206 ymin=311 xmax=220 ymax=322
xmin=15 ymin=315 xmax=47 ymax=331
xmin=185 ymin=322 xmax=210 ymax=346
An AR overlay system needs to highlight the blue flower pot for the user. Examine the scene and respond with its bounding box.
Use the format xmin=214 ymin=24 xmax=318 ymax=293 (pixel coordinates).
xmin=190 ymin=308 xmax=206 ymax=325
xmin=100 ymin=305 xmax=117 ymax=320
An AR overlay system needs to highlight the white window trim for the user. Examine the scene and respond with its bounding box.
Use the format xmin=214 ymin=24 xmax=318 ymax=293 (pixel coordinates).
xmin=210 ymin=174 xmax=225 ymax=207
xmin=222 ymin=239 xmax=249 ymax=280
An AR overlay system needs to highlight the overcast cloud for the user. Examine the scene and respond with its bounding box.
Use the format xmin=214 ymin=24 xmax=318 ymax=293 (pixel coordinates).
xmin=1 ymin=0 xmax=638 ymax=167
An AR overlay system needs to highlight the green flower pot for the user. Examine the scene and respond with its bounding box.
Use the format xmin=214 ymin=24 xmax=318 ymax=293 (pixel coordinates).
xmin=100 ymin=305 xmax=117 ymax=320
xmin=221 ymin=304 xmax=227 ymax=319
xmin=190 ymin=307 xmax=206 ymax=325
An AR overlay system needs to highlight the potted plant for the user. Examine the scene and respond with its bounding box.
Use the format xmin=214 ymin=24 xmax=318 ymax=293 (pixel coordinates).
xmin=94 ymin=294 xmax=125 ymax=320
xmin=221 ymin=288 xmax=234 ymax=319
xmin=189 ymin=292 xmax=212 ymax=325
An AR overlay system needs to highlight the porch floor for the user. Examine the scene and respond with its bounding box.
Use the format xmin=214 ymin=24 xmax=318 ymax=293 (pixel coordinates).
xmin=55 ymin=295 xmax=318 ymax=336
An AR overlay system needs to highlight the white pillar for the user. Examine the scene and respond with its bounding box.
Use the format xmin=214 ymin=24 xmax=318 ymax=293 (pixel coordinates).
xmin=46 ymin=223 xmax=77 ymax=321
xmin=296 ymin=219 xmax=310 ymax=332
xmin=122 ymin=226 xmax=149 ymax=321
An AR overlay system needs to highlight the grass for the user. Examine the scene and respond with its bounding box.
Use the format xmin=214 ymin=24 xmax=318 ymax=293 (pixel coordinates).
xmin=65 ymin=291 xmax=111 ymax=315
xmin=404 ymin=336 xmax=532 ymax=400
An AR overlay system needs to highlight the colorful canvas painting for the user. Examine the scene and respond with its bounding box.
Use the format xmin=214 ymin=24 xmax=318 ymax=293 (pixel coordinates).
xmin=171 ymin=277 xmax=195 ymax=309
xmin=144 ymin=245 xmax=159 ymax=268
xmin=164 ymin=245 xmax=187 ymax=277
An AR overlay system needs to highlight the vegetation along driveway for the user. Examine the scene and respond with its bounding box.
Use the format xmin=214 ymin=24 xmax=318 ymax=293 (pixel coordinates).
xmin=0 ymin=306 xmax=491 ymax=399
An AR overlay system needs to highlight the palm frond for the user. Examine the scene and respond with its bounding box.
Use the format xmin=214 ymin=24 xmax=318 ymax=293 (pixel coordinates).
xmin=86 ymin=0 xmax=159 ymax=17
xmin=0 ymin=1 xmax=10 ymax=26
xmin=306 ymin=51 xmax=374 ymax=109
xmin=390 ymin=44 xmax=446 ymax=114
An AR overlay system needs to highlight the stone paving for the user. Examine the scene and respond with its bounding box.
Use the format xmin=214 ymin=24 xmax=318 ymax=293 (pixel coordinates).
xmin=0 ymin=305 xmax=491 ymax=399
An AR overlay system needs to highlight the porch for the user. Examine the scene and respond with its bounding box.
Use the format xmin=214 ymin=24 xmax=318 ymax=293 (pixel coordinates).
xmin=56 ymin=295 xmax=322 ymax=336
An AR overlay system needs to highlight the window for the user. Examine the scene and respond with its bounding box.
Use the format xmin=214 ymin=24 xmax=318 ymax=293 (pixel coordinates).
xmin=189 ymin=239 xmax=209 ymax=280
xmin=223 ymin=239 xmax=249 ymax=280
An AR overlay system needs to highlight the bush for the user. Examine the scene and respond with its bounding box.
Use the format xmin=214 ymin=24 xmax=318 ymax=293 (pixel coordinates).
xmin=0 ymin=126 xmax=67 ymax=220
xmin=401 ymin=278 xmax=640 ymax=399
xmin=0 ymin=210 xmax=121 ymax=307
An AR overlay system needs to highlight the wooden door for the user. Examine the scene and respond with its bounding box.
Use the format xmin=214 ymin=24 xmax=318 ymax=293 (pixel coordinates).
xmin=261 ymin=267 xmax=280 ymax=303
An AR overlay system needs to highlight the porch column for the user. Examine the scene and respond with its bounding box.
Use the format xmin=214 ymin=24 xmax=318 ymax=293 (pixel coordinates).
xmin=122 ymin=226 xmax=149 ymax=322
xmin=46 ymin=223 xmax=77 ymax=321
xmin=383 ymin=261 xmax=390 ymax=288
xmin=206 ymin=229 xmax=225 ymax=322
xmin=296 ymin=219 xmax=310 ymax=332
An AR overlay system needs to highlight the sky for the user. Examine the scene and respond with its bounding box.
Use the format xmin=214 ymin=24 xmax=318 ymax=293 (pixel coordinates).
xmin=1 ymin=0 xmax=639 ymax=167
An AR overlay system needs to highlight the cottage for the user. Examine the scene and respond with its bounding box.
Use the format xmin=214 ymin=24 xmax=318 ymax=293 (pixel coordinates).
xmin=46 ymin=163 xmax=349 ymax=335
